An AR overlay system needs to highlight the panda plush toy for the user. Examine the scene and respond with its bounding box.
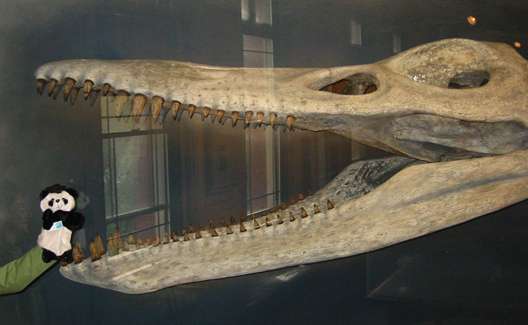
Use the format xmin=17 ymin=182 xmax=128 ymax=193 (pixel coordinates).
xmin=37 ymin=184 xmax=85 ymax=264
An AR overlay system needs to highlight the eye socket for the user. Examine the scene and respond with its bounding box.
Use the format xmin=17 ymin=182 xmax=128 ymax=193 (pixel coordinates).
xmin=48 ymin=199 xmax=54 ymax=207
xmin=62 ymin=198 xmax=68 ymax=205
xmin=319 ymin=73 xmax=379 ymax=95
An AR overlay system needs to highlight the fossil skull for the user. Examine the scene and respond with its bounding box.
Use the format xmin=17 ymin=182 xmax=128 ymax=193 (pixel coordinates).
xmin=35 ymin=38 xmax=528 ymax=293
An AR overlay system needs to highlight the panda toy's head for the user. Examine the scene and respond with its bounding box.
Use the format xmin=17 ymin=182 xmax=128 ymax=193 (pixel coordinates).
xmin=40 ymin=184 xmax=78 ymax=213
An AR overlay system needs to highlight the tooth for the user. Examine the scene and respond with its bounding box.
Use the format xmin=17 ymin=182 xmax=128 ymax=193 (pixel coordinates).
xmin=225 ymin=222 xmax=233 ymax=234
xmin=69 ymin=88 xmax=80 ymax=105
xmin=183 ymin=229 xmax=190 ymax=241
xmin=83 ymin=80 xmax=94 ymax=99
xmin=36 ymin=79 xmax=46 ymax=95
xmin=131 ymin=94 xmax=147 ymax=121
xmin=209 ymin=221 xmax=219 ymax=237
xmin=289 ymin=211 xmax=295 ymax=222
xmin=72 ymin=243 xmax=84 ymax=264
xmin=327 ymin=199 xmax=335 ymax=210
xmin=51 ymin=83 xmax=63 ymax=100
xmin=276 ymin=214 xmax=284 ymax=224
xmin=170 ymin=101 xmax=182 ymax=120
xmin=102 ymin=83 xmax=112 ymax=96
xmin=239 ymin=217 xmax=247 ymax=232
xmin=298 ymin=193 xmax=305 ymax=201
xmin=256 ymin=112 xmax=265 ymax=127
xmin=202 ymin=107 xmax=211 ymax=121
xmin=253 ymin=218 xmax=261 ymax=230
xmin=313 ymin=204 xmax=321 ymax=214
xmin=187 ymin=104 xmax=197 ymax=119
xmin=287 ymin=115 xmax=296 ymax=131
xmin=94 ymin=234 xmax=106 ymax=257
xmin=47 ymin=79 xmax=58 ymax=96
xmin=170 ymin=232 xmax=178 ymax=242
xmin=62 ymin=78 xmax=76 ymax=101
xmin=194 ymin=227 xmax=202 ymax=239
xmin=217 ymin=110 xmax=226 ymax=124
xmin=300 ymin=207 xmax=308 ymax=218
xmin=89 ymin=242 xmax=98 ymax=261
xmin=244 ymin=111 xmax=254 ymax=128
xmin=114 ymin=90 xmax=129 ymax=116
xmin=269 ymin=113 xmax=277 ymax=128
xmin=231 ymin=111 xmax=240 ymax=127
xmin=151 ymin=96 xmax=164 ymax=121
xmin=265 ymin=217 xmax=272 ymax=227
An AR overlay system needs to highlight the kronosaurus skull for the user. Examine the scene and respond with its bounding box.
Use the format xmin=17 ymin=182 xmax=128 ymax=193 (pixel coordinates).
xmin=35 ymin=38 xmax=528 ymax=294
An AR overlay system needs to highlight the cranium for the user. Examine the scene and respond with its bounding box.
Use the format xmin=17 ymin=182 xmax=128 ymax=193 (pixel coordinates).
xmin=35 ymin=38 xmax=528 ymax=294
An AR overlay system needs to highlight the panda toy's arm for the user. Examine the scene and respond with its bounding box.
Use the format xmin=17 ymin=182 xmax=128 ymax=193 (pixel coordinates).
xmin=42 ymin=209 xmax=61 ymax=230
xmin=60 ymin=211 xmax=85 ymax=231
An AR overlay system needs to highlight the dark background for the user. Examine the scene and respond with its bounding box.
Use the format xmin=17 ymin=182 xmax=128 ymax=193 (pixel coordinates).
xmin=1 ymin=0 xmax=528 ymax=324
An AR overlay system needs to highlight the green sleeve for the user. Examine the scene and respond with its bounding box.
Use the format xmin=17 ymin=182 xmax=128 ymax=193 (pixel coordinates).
xmin=0 ymin=246 xmax=56 ymax=295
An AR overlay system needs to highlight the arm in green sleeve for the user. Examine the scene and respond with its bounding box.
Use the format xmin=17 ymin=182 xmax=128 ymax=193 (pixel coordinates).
xmin=0 ymin=246 xmax=56 ymax=295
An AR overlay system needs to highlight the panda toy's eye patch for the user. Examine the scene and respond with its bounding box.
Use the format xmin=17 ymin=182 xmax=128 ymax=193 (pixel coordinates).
xmin=40 ymin=191 xmax=76 ymax=213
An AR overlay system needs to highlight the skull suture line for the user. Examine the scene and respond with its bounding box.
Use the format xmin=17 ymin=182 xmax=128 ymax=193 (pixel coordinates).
xmin=35 ymin=39 xmax=528 ymax=294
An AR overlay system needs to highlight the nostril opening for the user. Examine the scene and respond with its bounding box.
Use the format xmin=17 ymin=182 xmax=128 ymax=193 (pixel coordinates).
xmin=320 ymin=73 xmax=378 ymax=95
xmin=448 ymin=70 xmax=490 ymax=89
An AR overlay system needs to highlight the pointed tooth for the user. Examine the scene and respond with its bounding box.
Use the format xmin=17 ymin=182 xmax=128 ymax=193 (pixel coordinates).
xmin=298 ymin=193 xmax=305 ymax=201
xmin=83 ymin=80 xmax=94 ymax=99
xmin=72 ymin=243 xmax=85 ymax=264
xmin=327 ymin=199 xmax=335 ymax=210
xmin=209 ymin=221 xmax=219 ymax=237
xmin=239 ymin=217 xmax=247 ymax=232
xmin=225 ymin=222 xmax=233 ymax=235
xmin=187 ymin=104 xmax=197 ymax=119
xmin=183 ymin=229 xmax=190 ymax=241
xmin=36 ymin=79 xmax=46 ymax=95
xmin=69 ymin=88 xmax=80 ymax=105
xmin=256 ymin=112 xmax=265 ymax=127
xmin=131 ymin=94 xmax=147 ymax=121
xmin=194 ymin=227 xmax=202 ymax=239
xmin=244 ymin=111 xmax=254 ymax=128
xmin=102 ymin=83 xmax=111 ymax=96
xmin=217 ymin=110 xmax=226 ymax=124
xmin=253 ymin=218 xmax=261 ymax=230
xmin=47 ymin=79 xmax=58 ymax=96
xmin=231 ymin=111 xmax=240 ymax=127
xmin=114 ymin=90 xmax=129 ymax=116
xmin=151 ymin=96 xmax=164 ymax=121
xmin=269 ymin=113 xmax=277 ymax=128
xmin=265 ymin=217 xmax=272 ymax=227
xmin=313 ymin=204 xmax=321 ymax=214
xmin=201 ymin=107 xmax=211 ymax=121
xmin=170 ymin=101 xmax=182 ymax=120
xmin=276 ymin=214 xmax=284 ymax=224
xmin=287 ymin=115 xmax=296 ymax=131
xmin=51 ymin=83 xmax=63 ymax=100
xmin=62 ymin=78 xmax=76 ymax=101
xmin=300 ymin=207 xmax=308 ymax=218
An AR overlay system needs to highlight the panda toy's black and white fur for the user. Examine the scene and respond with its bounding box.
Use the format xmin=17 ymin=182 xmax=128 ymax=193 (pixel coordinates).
xmin=38 ymin=184 xmax=84 ymax=264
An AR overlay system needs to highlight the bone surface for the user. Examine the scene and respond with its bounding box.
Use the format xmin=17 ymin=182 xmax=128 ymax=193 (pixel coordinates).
xmin=34 ymin=38 xmax=528 ymax=294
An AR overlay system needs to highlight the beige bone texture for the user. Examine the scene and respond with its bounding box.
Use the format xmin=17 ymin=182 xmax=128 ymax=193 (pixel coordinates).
xmin=34 ymin=38 xmax=528 ymax=293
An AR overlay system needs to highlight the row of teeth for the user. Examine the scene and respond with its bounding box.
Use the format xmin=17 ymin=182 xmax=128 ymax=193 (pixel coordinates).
xmin=36 ymin=78 xmax=297 ymax=129
xmin=72 ymin=198 xmax=336 ymax=264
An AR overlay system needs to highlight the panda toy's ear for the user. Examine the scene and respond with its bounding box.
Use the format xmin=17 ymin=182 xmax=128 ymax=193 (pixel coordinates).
xmin=64 ymin=187 xmax=79 ymax=199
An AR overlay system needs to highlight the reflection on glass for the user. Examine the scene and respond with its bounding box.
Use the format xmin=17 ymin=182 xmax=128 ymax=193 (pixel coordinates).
xmin=241 ymin=0 xmax=250 ymax=21
xmin=255 ymin=0 xmax=272 ymax=25
xmin=350 ymin=19 xmax=362 ymax=46
xmin=101 ymin=96 xmax=170 ymax=241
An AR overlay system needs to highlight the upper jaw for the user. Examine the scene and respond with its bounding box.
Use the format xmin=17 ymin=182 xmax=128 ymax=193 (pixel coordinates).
xmin=35 ymin=38 xmax=528 ymax=162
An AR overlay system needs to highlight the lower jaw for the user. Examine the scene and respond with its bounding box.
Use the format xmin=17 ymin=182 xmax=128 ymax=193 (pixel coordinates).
xmin=61 ymin=150 xmax=528 ymax=294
